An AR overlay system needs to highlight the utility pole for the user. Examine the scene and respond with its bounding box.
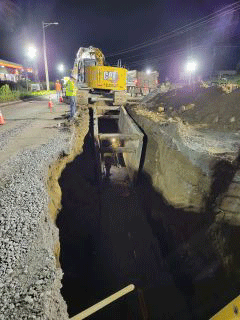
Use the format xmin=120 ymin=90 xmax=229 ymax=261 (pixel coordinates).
xmin=42 ymin=21 xmax=49 ymax=90
xmin=42 ymin=21 xmax=59 ymax=90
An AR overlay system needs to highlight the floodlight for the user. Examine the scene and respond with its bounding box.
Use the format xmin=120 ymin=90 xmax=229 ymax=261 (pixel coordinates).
xmin=146 ymin=68 xmax=151 ymax=75
xmin=58 ymin=64 xmax=64 ymax=72
xmin=186 ymin=61 xmax=197 ymax=72
xmin=27 ymin=46 xmax=37 ymax=59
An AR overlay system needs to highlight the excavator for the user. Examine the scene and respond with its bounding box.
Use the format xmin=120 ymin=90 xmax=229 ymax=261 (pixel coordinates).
xmin=72 ymin=46 xmax=127 ymax=105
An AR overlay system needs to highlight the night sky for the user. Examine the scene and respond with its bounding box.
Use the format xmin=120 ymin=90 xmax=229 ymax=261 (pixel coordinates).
xmin=0 ymin=0 xmax=240 ymax=81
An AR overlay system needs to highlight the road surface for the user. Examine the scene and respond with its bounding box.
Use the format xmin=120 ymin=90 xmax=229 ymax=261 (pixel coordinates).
xmin=0 ymin=95 xmax=70 ymax=164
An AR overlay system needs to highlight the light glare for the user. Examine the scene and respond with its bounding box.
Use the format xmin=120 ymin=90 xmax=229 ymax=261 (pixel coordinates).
xmin=58 ymin=64 xmax=64 ymax=72
xmin=27 ymin=46 xmax=37 ymax=59
xmin=186 ymin=61 xmax=197 ymax=72
xmin=146 ymin=68 xmax=151 ymax=75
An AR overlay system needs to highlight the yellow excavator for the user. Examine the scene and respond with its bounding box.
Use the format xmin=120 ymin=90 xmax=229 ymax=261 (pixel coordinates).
xmin=72 ymin=46 xmax=127 ymax=105
xmin=210 ymin=294 xmax=240 ymax=319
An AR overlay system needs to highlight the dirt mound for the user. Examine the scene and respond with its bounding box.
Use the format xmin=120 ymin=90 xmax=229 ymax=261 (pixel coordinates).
xmin=143 ymin=85 xmax=240 ymax=131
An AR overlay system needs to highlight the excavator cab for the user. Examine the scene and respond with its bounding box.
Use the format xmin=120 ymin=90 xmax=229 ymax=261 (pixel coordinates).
xmin=78 ymin=59 xmax=97 ymax=85
xmin=73 ymin=46 xmax=127 ymax=105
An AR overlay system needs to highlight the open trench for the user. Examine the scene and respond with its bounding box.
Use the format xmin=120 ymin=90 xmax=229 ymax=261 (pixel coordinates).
xmin=55 ymin=107 xmax=240 ymax=319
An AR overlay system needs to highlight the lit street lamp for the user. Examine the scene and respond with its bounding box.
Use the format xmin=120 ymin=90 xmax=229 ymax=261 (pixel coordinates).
xmin=146 ymin=68 xmax=151 ymax=75
xmin=186 ymin=61 xmax=197 ymax=72
xmin=42 ymin=21 xmax=59 ymax=90
xmin=186 ymin=60 xmax=197 ymax=85
xmin=58 ymin=64 xmax=64 ymax=73
xmin=26 ymin=46 xmax=38 ymax=87
xmin=27 ymin=46 xmax=37 ymax=59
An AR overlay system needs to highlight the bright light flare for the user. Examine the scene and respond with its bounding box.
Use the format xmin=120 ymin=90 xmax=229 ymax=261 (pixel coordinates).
xmin=58 ymin=64 xmax=64 ymax=72
xmin=186 ymin=61 xmax=197 ymax=72
xmin=27 ymin=46 xmax=37 ymax=59
xmin=146 ymin=68 xmax=151 ymax=75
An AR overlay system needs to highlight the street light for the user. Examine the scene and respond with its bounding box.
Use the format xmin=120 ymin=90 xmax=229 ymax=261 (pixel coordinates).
xmin=42 ymin=21 xmax=59 ymax=90
xmin=27 ymin=46 xmax=37 ymax=59
xmin=27 ymin=46 xmax=37 ymax=81
xmin=186 ymin=60 xmax=197 ymax=85
xmin=58 ymin=64 xmax=64 ymax=73
xmin=146 ymin=68 xmax=151 ymax=75
xmin=186 ymin=61 xmax=197 ymax=72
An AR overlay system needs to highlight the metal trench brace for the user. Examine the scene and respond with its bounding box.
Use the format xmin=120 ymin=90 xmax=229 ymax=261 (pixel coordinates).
xmin=92 ymin=105 xmax=143 ymax=184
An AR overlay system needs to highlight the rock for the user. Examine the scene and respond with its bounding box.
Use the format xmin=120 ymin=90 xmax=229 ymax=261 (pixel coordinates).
xmin=230 ymin=116 xmax=235 ymax=122
xmin=158 ymin=106 xmax=165 ymax=112
xmin=181 ymin=103 xmax=195 ymax=112
xmin=24 ymin=296 xmax=34 ymax=304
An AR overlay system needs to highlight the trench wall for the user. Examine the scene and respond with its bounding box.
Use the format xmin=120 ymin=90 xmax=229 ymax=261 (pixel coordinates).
xmin=118 ymin=107 xmax=144 ymax=180
xmin=127 ymin=105 xmax=240 ymax=318
xmin=127 ymin=107 xmax=212 ymax=212
xmin=48 ymin=109 xmax=89 ymax=266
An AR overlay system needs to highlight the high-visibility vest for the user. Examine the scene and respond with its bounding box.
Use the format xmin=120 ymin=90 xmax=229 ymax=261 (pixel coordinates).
xmin=66 ymin=80 xmax=77 ymax=96
xmin=55 ymin=82 xmax=62 ymax=91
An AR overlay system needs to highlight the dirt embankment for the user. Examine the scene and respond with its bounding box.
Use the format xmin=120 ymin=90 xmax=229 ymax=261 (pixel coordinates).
xmin=127 ymin=88 xmax=240 ymax=317
xmin=143 ymin=85 xmax=240 ymax=132
xmin=48 ymin=110 xmax=90 ymax=267
xmin=127 ymin=85 xmax=240 ymax=213
xmin=127 ymin=105 xmax=212 ymax=212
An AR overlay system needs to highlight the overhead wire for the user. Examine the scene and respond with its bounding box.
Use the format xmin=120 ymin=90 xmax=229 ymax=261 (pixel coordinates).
xmin=120 ymin=9 xmax=240 ymax=68
xmin=106 ymin=1 xmax=240 ymax=58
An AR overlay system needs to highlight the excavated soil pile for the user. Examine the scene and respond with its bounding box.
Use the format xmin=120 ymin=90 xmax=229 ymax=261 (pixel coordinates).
xmin=143 ymin=85 xmax=240 ymax=131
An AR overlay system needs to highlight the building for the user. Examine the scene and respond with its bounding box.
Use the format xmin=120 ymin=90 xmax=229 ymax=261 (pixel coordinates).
xmin=216 ymin=70 xmax=237 ymax=78
xmin=0 ymin=59 xmax=33 ymax=83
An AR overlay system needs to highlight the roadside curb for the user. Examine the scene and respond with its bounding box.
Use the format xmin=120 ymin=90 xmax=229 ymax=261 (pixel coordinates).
xmin=0 ymin=94 xmax=53 ymax=108
xmin=0 ymin=100 xmax=24 ymax=108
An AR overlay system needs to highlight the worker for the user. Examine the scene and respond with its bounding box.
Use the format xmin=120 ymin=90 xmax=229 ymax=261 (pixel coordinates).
xmin=66 ymin=76 xmax=77 ymax=118
xmin=55 ymin=80 xmax=62 ymax=102
xmin=104 ymin=155 xmax=113 ymax=178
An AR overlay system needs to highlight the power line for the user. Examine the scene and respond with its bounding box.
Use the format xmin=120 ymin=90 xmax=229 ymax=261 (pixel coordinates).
xmin=106 ymin=1 xmax=240 ymax=58
xmin=119 ymin=22 xmax=236 ymax=64
xmin=119 ymin=17 xmax=240 ymax=68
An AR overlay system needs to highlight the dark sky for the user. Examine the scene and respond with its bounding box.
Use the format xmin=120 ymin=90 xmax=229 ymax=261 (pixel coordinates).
xmin=0 ymin=0 xmax=240 ymax=80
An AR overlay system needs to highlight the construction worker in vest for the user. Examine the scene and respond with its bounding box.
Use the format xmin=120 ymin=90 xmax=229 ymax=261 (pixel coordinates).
xmin=55 ymin=80 xmax=62 ymax=102
xmin=66 ymin=76 xmax=77 ymax=118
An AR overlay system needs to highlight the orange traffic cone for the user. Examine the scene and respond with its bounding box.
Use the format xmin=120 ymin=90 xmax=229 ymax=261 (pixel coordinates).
xmin=48 ymin=99 xmax=53 ymax=112
xmin=0 ymin=110 xmax=5 ymax=125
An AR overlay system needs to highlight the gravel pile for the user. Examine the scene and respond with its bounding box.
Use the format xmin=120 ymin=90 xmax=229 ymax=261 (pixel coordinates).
xmin=0 ymin=127 xmax=73 ymax=319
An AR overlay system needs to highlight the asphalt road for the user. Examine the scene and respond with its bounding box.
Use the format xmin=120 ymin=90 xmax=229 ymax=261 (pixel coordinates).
xmin=0 ymin=95 xmax=70 ymax=163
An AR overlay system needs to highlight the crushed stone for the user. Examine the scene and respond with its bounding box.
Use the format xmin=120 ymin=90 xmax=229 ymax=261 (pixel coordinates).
xmin=0 ymin=120 xmax=32 ymax=151
xmin=0 ymin=126 xmax=74 ymax=319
